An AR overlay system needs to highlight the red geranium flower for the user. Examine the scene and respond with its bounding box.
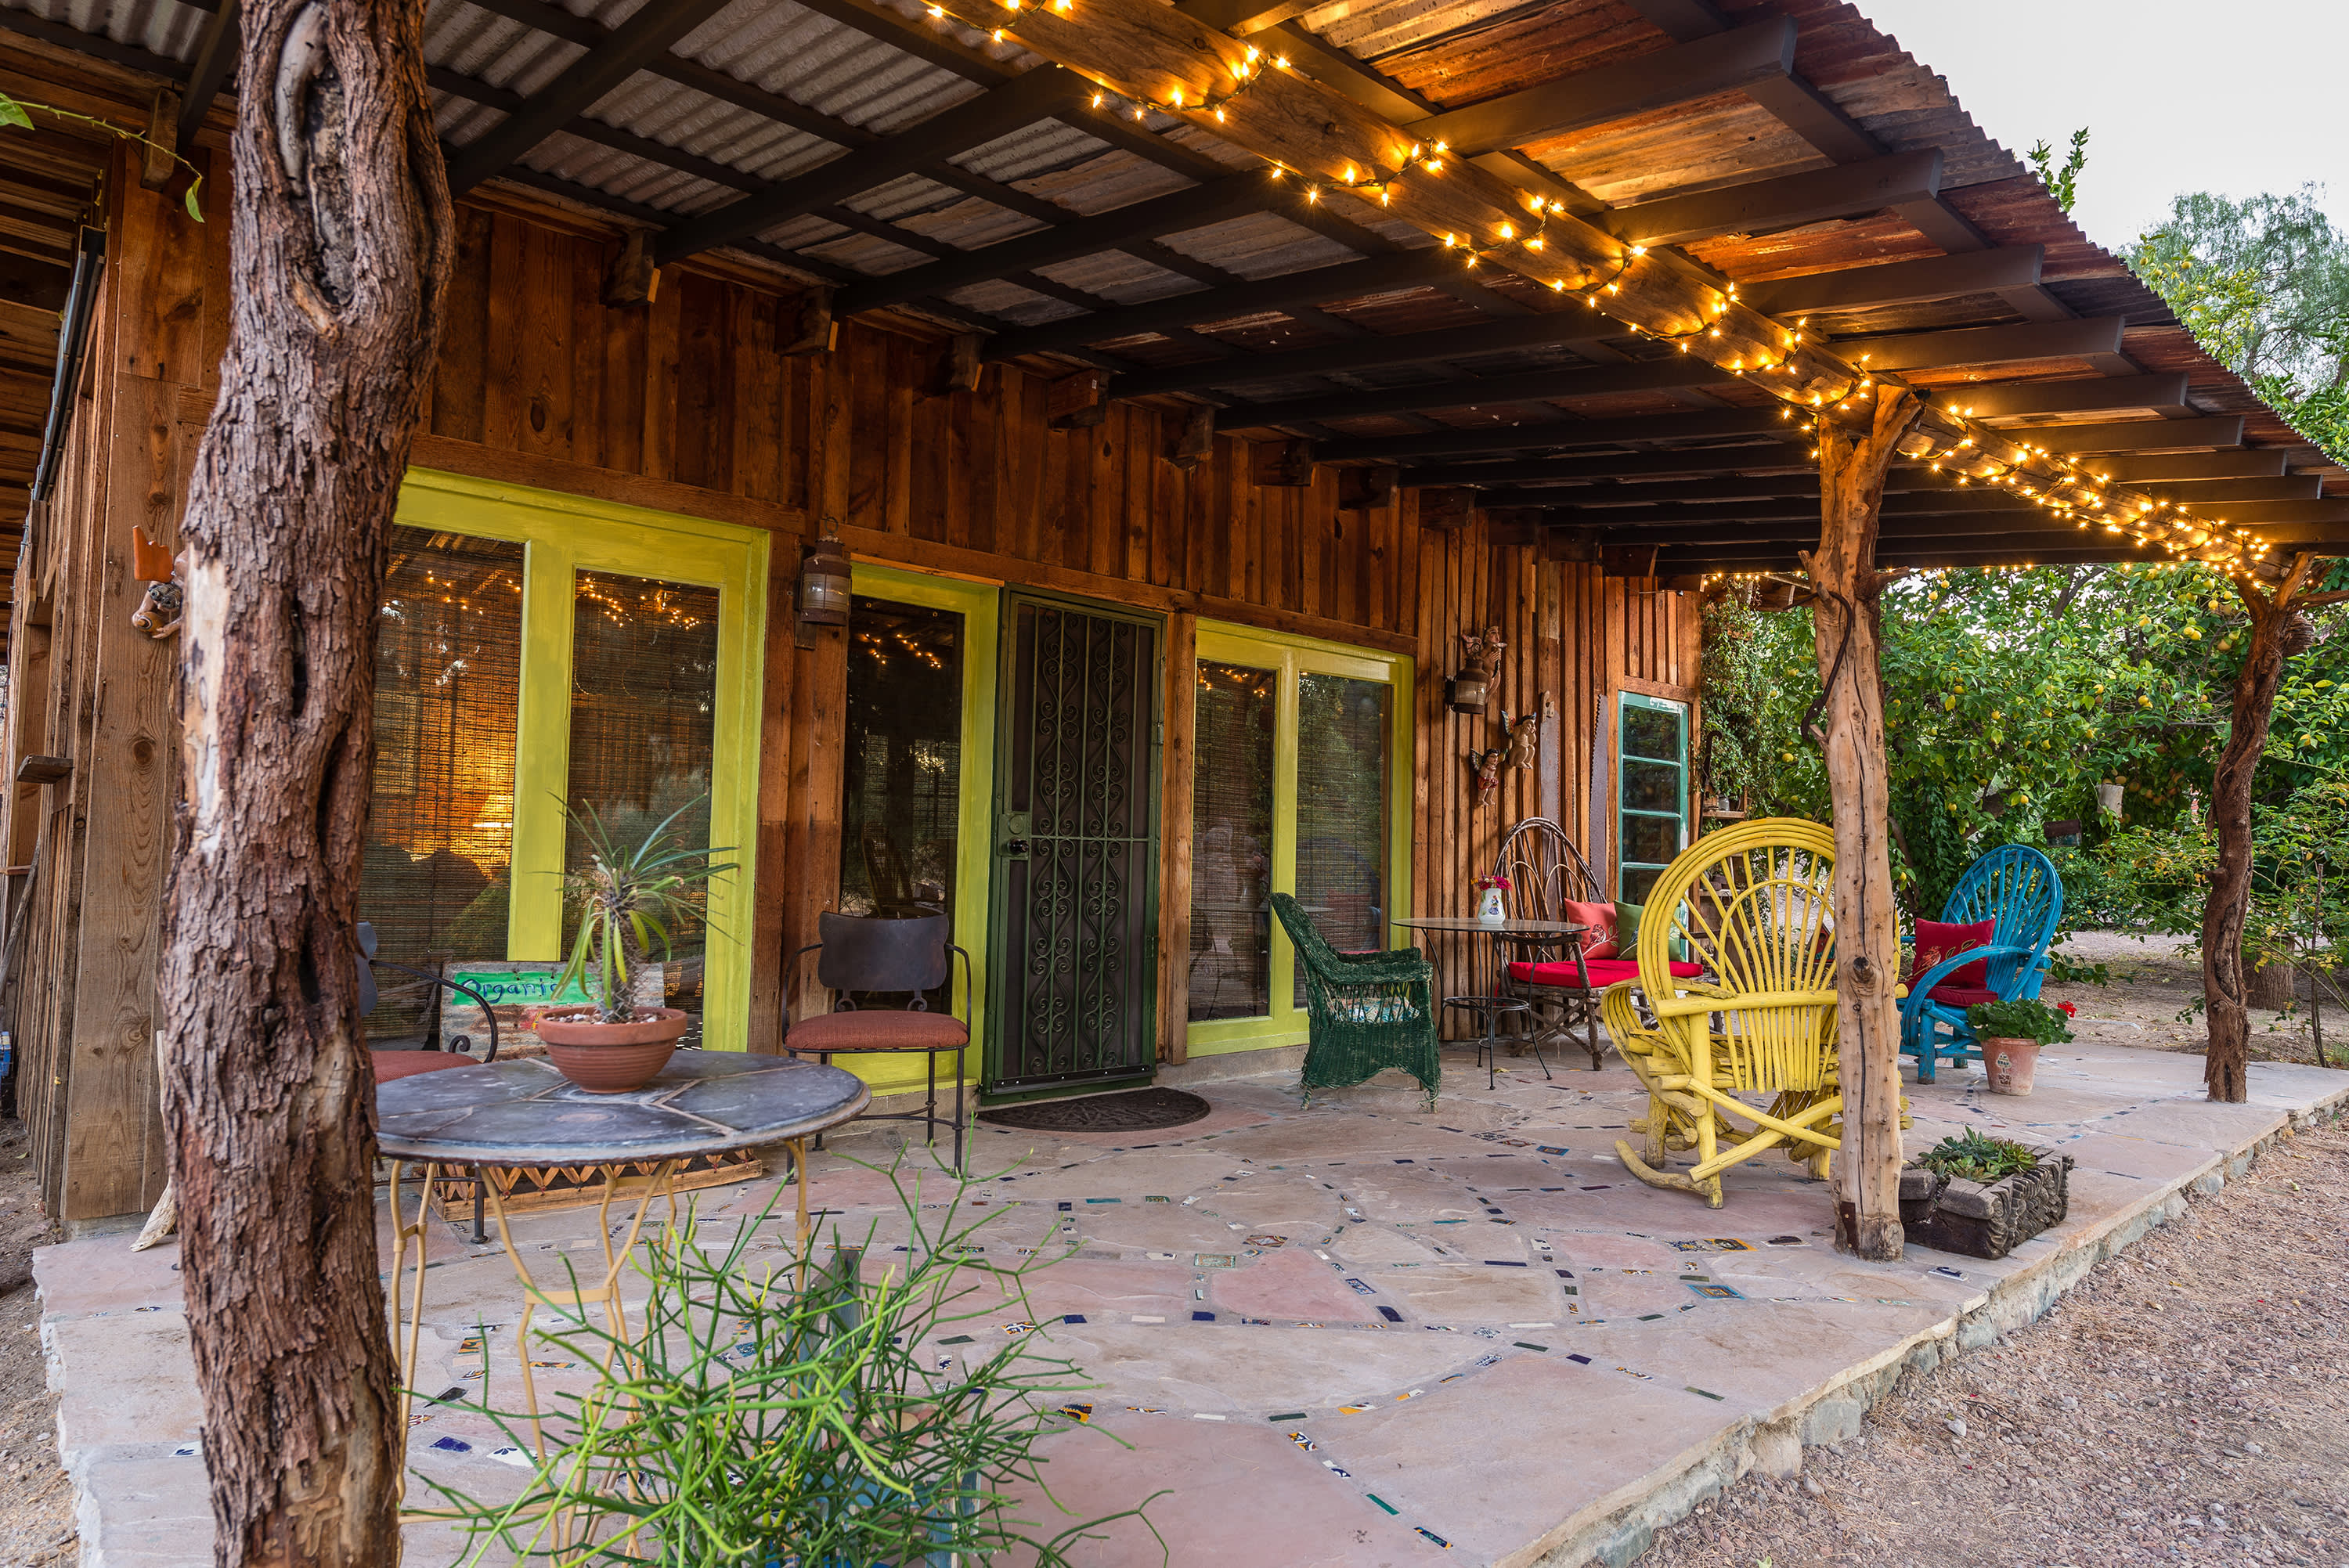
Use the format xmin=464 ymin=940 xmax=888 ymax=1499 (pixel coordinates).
xmin=2056 ymin=1001 xmax=2078 ymax=1017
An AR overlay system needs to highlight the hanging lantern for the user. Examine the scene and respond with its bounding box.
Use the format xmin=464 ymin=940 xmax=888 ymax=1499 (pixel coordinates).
xmin=797 ymin=535 xmax=852 ymax=627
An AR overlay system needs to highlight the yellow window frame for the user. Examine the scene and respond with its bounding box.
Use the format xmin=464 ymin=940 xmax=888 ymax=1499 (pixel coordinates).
xmin=392 ymin=467 xmax=770 ymax=1052
xmin=833 ymin=560 xmax=999 ymax=1094
xmin=1186 ymin=622 xmax=1414 ymax=1057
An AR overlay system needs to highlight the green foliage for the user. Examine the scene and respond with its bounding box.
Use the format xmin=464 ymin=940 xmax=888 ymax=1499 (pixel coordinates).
xmin=0 ymin=89 xmax=205 ymax=221
xmin=1916 ymin=1129 xmax=2043 ymax=1184
xmin=555 ymin=795 xmax=736 ymax=1025
xmin=1965 ymin=997 xmax=2075 ymax=1045
xmin=2131 ymin=189 xmax=2349 ymax=463
xmin=2025 ymin=128 xmax=2089 ymax=213
xmin=1698 ymin=558 xmax=2349 ymax=967
xmin=413 ymin=1164 xmax=1161 ymax=1564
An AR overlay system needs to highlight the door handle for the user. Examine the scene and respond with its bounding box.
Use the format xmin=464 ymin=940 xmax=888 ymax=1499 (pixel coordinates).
xmin=1002 ymin=838 xmax=1030 ymax=857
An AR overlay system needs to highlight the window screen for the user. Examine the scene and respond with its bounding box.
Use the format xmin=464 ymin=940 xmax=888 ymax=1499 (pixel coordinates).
xmin=1295 ymin=674 xmax=1389 ymax=1002
xmin=1189 ymin=661 xmax=1276 ymax=1021
xmin=841 ymin=596 xmax=964 ymax=921
xmin=564 ymin=571 xmax=721 ymax=1029
xmin=359 ymin=526 xmax=525 ymax=975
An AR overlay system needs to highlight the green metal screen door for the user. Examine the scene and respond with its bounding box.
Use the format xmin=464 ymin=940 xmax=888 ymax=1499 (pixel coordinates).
xmin=987 ymin=595 xmax=1162 ymax=1092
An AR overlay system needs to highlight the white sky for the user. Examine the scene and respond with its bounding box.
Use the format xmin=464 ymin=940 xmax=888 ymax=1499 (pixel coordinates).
xmin=1850 ymin=1 xmax=2349 ymax=254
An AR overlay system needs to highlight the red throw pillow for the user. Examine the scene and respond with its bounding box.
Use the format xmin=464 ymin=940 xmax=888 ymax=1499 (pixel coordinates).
xmin=1912 ymin=917 xmax=1994 ymax=989
xmin=1562 ymin=899 xmax=1618 ymax=960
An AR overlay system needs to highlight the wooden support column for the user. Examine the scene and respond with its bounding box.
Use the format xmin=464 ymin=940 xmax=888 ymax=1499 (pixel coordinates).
xmin=2203 ymin=553 xmax=2338 ymax=1101
xmin=1805 ymin=387 xmax=1919 ymax=1263
xmin=1158 ymin=610 xmax=1198 ymax=1064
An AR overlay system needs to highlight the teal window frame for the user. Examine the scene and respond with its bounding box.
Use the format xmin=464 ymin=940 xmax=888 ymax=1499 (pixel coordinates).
xmin=1616 ymin=692 xmax=1689 ymax=899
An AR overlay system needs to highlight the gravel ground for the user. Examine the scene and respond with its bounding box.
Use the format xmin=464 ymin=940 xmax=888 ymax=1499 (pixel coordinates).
xmin=1640 ymin=1111 xmax=2349 ymax=1568
xmin=0 ymin=1115 xmax=70 ymax=1568
xmin=2047 ymin=932 xmax=2344 ymax=1068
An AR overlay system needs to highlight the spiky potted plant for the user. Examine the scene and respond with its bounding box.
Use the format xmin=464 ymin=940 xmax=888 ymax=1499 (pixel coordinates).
xmin=534 ymin=798 xmax=734 ymax=1094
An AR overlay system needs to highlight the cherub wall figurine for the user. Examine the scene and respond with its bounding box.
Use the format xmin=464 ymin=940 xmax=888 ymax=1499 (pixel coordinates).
xmin=128 ymin=525 xmax=181 ymax=640
xmin=1460 ymin=625 xmax=1504 ymax=685
xmin=1469 ymin=744 xmax=1505 ymax=809
xmin=1499 ymin=708 xmax=1540 ymax=771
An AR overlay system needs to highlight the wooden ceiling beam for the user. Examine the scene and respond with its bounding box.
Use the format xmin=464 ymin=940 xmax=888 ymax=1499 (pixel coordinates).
xmin=653 ymin=67 xmax=1083 ymax=265
xmin=1405 ymin=19 xmax=1796 ymax=156
xmin=1839 ymin=316 xmax=2130 ymax=374
xmin=1943 ymin=373 xmax=2191 ymax=422
xmin=444 ymin=0 xmax=736 ymax=193
xmin=1315 ymin=409 xmax=1796 ymax=463
xmin=175 ymin=0 xmax=238 ymax=154
xmin=1174 ymin=0 xmax=1322 ymax=36
xmin=1536 ymin=492 xmax=2349 ymax=534
xmin=836 ymin=171 xmax=1277 ymax=315
xmin=1120 ymin=310 xmax=1618 ymax=397
xmin=1745 ymin=247 xmax=2044 ymax=316
xmin=980 ymin=249 xmax=1465 ymax=360
xmin=1607 ymin=151 xmax=1942 ymax=249
xmin=1397 ymin=444 xmax=1799 ymax=486
xmin=1218 ymin=356 xmax=1731 ymax=431
xmin=2029 ymin=416 xmax=2246 ymax=454
xmin=2095 ymin=451 xmax=2289 ymax=482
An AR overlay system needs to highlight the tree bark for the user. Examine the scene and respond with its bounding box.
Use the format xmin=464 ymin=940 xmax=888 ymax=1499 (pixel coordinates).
xmin=157 ymin=5 xmax=450 ymax=1564
xmin=2202 ymin=554 xmax=2320 ymax=1103
xmin=1806 ymin=387 xmax=1921 ymax=1263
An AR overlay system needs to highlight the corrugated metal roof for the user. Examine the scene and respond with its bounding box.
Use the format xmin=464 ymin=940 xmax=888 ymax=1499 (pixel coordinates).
xmin=1 ymin=0 xmax=2332 ymax=485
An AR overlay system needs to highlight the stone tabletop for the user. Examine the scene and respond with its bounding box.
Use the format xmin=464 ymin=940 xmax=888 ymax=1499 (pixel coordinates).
xmin=373 ymin=1049 xmax=871 ymax=1166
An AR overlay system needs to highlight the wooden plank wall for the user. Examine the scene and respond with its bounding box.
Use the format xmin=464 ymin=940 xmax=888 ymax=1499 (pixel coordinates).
xmin=2 ymin=134 xmax=1701 ymax=1213
xmin=1411 ymin=519 xmax=1701 ymax=1023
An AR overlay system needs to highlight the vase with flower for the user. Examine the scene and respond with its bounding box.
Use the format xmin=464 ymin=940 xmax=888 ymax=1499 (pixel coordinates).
xmin=1474 ymin=873 xmax=1512 ymax=924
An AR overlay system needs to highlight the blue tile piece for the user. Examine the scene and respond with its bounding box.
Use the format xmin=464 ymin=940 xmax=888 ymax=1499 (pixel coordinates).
xmin=430 ymin=1436 xmax=473 ymax=1453
xmin=1062 ymin=1314 xmax=1087 ymax=1324
xmin=1377 ymin=1306 xmax=1404 ymax=1323
xmin=1192 ymin=1310 xmax=1216 ymax=1321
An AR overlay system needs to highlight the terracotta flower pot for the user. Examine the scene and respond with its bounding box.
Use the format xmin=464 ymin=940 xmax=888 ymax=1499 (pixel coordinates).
xmin=1982 ymin=1035 xmax=2040 ymax=1096
xmin=533 ymin=1007 xmax=691 ymax=1094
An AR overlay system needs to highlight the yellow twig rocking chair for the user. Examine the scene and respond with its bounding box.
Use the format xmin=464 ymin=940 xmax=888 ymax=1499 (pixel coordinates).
xmin=1612 ymin=818 xmax=1853 ymax=1208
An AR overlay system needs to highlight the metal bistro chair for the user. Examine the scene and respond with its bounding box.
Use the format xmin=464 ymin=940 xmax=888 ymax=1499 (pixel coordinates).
xmin=784 ymin=911 xmax=972 ymax=1172
xmin=357 ymin=921 xmax=501 ymax=1241
xmin=1900 ymin=844 xmax=2064 ymax=1082
xmin=1493 ymin=817 xmax=1681 ymax=1070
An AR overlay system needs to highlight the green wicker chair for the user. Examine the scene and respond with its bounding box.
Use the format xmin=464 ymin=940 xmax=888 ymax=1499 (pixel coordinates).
xmin=1272 ymin=893 xmax=1442 ymax=1107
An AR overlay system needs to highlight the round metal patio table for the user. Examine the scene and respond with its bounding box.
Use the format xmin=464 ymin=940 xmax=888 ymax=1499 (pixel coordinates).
xmin=376 ymin=1049 xmax=870 ymax=1483
xmin=1391 ymin=917 xmax=1591 ymax=1089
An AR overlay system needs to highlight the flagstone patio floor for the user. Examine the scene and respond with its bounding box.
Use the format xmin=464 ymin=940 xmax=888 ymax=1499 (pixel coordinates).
xmin=35 ymin=1038 xmax=2349 ymax=1568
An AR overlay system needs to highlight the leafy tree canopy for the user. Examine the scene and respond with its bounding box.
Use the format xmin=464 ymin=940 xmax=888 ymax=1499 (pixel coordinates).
xmin=2131 ymin=188 xmax=2349 ymax=463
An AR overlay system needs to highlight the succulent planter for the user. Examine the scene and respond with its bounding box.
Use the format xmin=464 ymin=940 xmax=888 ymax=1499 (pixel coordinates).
xmin=1899 ymin=1146 xmax=2074 ymax=1260
xmin=533 ymin=1006 xmax=691 ymax=1093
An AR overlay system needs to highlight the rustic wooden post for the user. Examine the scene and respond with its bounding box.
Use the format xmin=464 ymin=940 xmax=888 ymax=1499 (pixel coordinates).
xmin=157 ymin=2 xmax=452 ymax=1563
xmin=2203 ymin=553 xmax=2329 ymax=1101
xmin=1805 ymin=387 xmax=1920 ymax=1262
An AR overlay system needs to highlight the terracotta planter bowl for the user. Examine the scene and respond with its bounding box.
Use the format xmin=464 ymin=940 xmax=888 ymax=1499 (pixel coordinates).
xmin=1982 ymin=1035 xmax=2040 ymax=1096
xmin=534 ymin=1007 xmax=691 ymax=1094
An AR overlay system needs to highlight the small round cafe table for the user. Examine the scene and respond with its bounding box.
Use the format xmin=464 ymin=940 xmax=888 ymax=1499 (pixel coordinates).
xmin=375 ymin=1049 xmax=869 ymax=1475
xmin=1391 ymin=916 xmax=1592 ymax=1088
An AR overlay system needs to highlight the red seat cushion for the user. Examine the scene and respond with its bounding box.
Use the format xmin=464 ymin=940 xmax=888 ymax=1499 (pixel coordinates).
xmin=1507 ymin=957 xmax=1704 ymax=989
xmin=1928 ymin=984 xmax=2000 ymax=1010
xmin=786 ymin=1010 xmax=969 ymax=1053
xmin=371 ymin=1051 xmax=474 ymax=1084
xmin=1913 ymin=917 xmax=1994 ymax=988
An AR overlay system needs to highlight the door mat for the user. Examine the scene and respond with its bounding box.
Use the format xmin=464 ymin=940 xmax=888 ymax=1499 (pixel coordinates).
xmin=978 ymin=1087 xmax=1211 ymax=1133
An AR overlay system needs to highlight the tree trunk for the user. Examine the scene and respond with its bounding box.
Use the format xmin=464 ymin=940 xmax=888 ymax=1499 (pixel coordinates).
xmin=157 ymin=5 xmax=451 ymax=1563
xmin=1806 ymin=387 xmax=1921 ymax=1262
xmin=2201 ymin=554 xmax=2318 ymax=1103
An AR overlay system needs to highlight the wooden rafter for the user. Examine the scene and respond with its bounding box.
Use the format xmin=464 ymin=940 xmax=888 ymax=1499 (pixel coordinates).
xmin=175 ymin=0 xmax=238 ymax=154
xmin=1605 ymin=151 xmax=1942 ymax=249
xmin=442 ymin=0 xmax=736 ymax=193
xmin=1219 ymin=356 xmax=1731 ymax=430
xmin=1741 ymin=247 xmax=2045 ymax=316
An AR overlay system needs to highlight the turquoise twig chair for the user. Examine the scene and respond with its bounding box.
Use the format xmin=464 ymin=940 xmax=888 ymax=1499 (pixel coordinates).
xmin=1899 ymin=844 xmax=2063 ymax=1083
